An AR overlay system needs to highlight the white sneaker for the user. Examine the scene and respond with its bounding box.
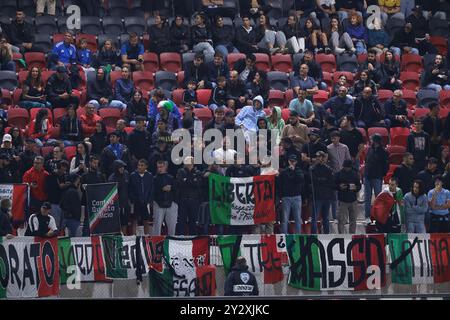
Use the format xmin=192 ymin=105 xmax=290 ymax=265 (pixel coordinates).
xmin=365 ymin=218 xmax=372 ymax=224
xmin=335 ymin=47 xmax=345 ymax=54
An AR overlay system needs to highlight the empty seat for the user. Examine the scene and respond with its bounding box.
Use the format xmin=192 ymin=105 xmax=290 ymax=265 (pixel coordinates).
xmin=268 ymin=90 xmax=285 ymax=108
xmin=313 ymin=90 xmax=329 ymax=104
xmin=33 ymin=34 xmax=53 ymax=53
xmin=124 ymin=16 xmax=146 ymax=35
xmin=227 ymin=53 xmax=246 ymax=70
xmin=159 ymin=52 xmax=182 ymax=73
xmin=133 ymin=71 xmax=154 ymax=92
xmin=417 ymin=89 xmax=439 ymax=108
xmin=0 ymin=71 xmax=18 ymax=91
xmin=378 ymin=89 xmax=394 ymax=104
xmin=413 ymin=107 xmax=430 ymax=120
xmin=155 ymin=71 xmax=177 ymax=91
xmin=171 ymin=88 xmax=185 ymax=106
xmin=64 ymin=146 xmax=77 ymax=161
xmin=440 ymin=90 xmax=450 ymax=108
xmin=423 ymin=54 xmax=437 ymax=70
xmin=284 ymin=89 xmax=295 ymax=105
xmin=401 ymin=54 xmax=423 ymax=73
xmin=400 ymin=71 xmax=420 ymax=91
xmin=267 ymin=71 xmax=289 ymax=91
xmin=357 ymin=127 xmax=368 ymax=144
xmin=194 ymin=108 xmax=213 ymax=127
xmin=12 ymin=88 xmax=22 ymax=105
xmin=336 ymin=53 xmax=358 ymax=73
xmin=315 ymin=54 xmax=336 ymax=73
xmin=429 ymin=36 xmax=448 ymax=55
xmin=367 ymin=127 xmax=389 ymax=147
xmin=109 ymin=70 xmax=122 ymax=87
xmin=98 ymin=108 xmax=122 ymax=128
xmin=2 ymin=0 xmax=18 ymax=16
xmin=281 ymin=108 xmax=290 ymax=122
xmin=24 ymin=52 xmax=47 ymax=70
xmin=196 ymin=89 xmax=212 ymax=106
xmin=389 ymin=127 xmax=410 ymax=147
xmin=429 ymin=18 xmax=449 ymax=37
xmin=35 ymin=16 xmax=58 ymax=34
xmin=254 ymin=53 xmax=271 ymax=72
xmin=7 ymin=108 xmax=29 ymax=129
xmin=102 ymin=16 xmax=124 ymax=35
xmin=271 ymin=54 xmax=293 ymax=73
xmin=81 ymin=16 xmax=102 ymax=35
xmin=108 ymin=0 xmax=129 ymax=17
xmin=142 ymin=52 xmax=159 ymax=73
xmin=1 ymin=88 xmax=12 ymax=106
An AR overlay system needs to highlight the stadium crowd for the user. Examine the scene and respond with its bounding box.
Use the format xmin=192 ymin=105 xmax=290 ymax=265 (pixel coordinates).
xmin=0 ymin=0 xmax=450 ymax=239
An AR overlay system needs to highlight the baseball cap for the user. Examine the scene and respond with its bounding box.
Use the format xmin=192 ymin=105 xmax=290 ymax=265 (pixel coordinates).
xmin=288 ymin=154 xmax=298 ymax=161
xmin=308 ymin=129 xmax=320 ymax=137
xmin=316 ymin=151 xmax=327 ymax=157
xmin=2 ymin=134 xmax=12 ymax=142
xmin=41 ymin=202 xmax=51 ymax=209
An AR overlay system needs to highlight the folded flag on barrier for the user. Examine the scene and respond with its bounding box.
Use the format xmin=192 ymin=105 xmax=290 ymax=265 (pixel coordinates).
xmin=286 ymin=234 xmax=386 ymax=291
xmin=388 ymin=233 xmax=450 ymax=285
xmin=217 ymin=234 xmax=286 ymax=284
xmin=0 ymin=184 xmax=28 ymax=224
xmin=58 ymin=236 xmax=107 ymax=284
xmin=0 ymin=237 xmax=59 ymax=298
xmin=209 ymin=174 xmax=275 ymax=225
xmin=148 ymin=236 xmax=214 ymax=297
xmin=102 ymin=235 xmax=138 ymax=279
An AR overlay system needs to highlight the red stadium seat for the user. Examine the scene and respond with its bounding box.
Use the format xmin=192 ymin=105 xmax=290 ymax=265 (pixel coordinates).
xmin=98 ymin=108 xmax=121 ymax=129
xmin=271 ymin=54 xmax=292 ymax=72
xmin=75 ymin=34 xmax=98 ymax=52
xmin=13 ymin=52 xmax=24 ymax=71
xmin=440 ymin=90 xmax=450 ymax=108
xmin=41 ymin=70 xmax=56 ymax=84
xmin=7 ymin=108 xmax=29 ymax=129
xmin=52 ymin=34 xmax=65 ymax=44
xmin=429 ymin=36 xmax=448 ymax=55
xmin=159 ymin=52 xmax=182 ymax=72
xmin=109 ymin=70 xmax=122 ymax=88
xmin=18 ymin=71 xmax=28 ymax=86
xmin=194 ymin=108 xmax=212 ymax=126
xmin=413 ymin=107 xmax=430 ymax=120
xmin=386 ymin=145 xmax=406 ymax=165
xmin=322 ymin=71 xmax=333 ymax=89
xmin=384 ymin=164 xmax=400 ymax=184
xmin=400 ymin=72 xmax=420 ymax=91
xmin=24 ymin=52 xmax=47 ymax=70
xmin=12 ymin=88 xmax=22 ymax=105
xmin=254 ymin=53 xmax=271 ymax=72
xmin=40 ymin=146 xmax=54 ymax=158
xmin=171 ymin=89 xmax=185 ymax=106
xmin=142 ymin=52 xmax=159 ymax=73
xmin=439 ymin=108 xmax=450 ymax=120
xmin=390 ymin=127 xmax=410 ymax=147
xmin=401 ymin=54 xmax=423 ymax=73
xmin=367 ymin=127 xmax=389 ymax=146
xmin=402 ymin=89 xmax=417 ymax=107
xmin=76 ymin=107 xmax=87 ymax=118
xmin=284 ymin=89 xmax=294 ymax=105
xmin=1 ymin=88 xmax=12 ymax=106
xmin=281 ymin=108 xmax=290 ymax=122
xmin=133 ymin=71 xmax=154 ymax=93
xmin=377 ymin=89 xmax=393 ymax=104
xmin=268 ymin=90 xmax=285 ymax=108
xmin=357 ymin=127 xmax=368 ymax=144
xmin=315 ymin=54 xmax=336 ymax=73
xmin=52 ymin=108 xmax=67 ymax=126
xmin=50 ymin=126 xmax=60 ymax=139
xmin=30 ymin=108 xmax=53 ymax=122
xmin=64 ymin=146 xmax=77 ymax=161
xmin=333 ymin=71 xmax=354 ymax=85
xmin=227 ymin=53 xmax=246 ymax=70
xmin=196 ymin=89 xmax=212 ymax=106
xmin=177 ymin=71 xmax=185 ymax=87
xmin=313 ymin=90 xmax=329 ymax=104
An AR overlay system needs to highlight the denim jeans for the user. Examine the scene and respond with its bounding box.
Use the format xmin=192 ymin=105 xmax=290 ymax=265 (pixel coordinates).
xmin=364 ymin=177 xmax=383 ymax=218
xmin=176 ymin=198 xmax=199 ymax=236
xmin=311 ymin=199 xmax=331 ymax=234
xmin=390 ymin=46 xmax=419 ymax=56
xmin=19 ymin=100 xmax=52 ymax=109
xmin=0 ymin=61 xmax=16 ymax=71
xmin=63 ymin=218 xmax=81 ymax=237
xmin=406 ymin=221 xmax=426 ymax=233
xmin=215 ymin=44 xmax=239 ymax=60
xmin=281 ymin=196 xmax=302 ymax=234
xmin=50 ymin=204 xmax=63 ymax=231
xmin=193 ymin=42 xmax=215 ymax=55
xmin=426 ymin=84 xmax=450 ymax=92
xmin=354 ymin=41 xmax=367 ymax=55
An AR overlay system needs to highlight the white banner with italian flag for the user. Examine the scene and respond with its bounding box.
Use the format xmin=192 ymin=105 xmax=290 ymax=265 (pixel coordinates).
xmin=0 ymin=237 xmax=59 ymax=298
xmin=209 ymin=174 xmax=276 ymax=225
xmin=0 ymin=184 xmax=28 ymax=224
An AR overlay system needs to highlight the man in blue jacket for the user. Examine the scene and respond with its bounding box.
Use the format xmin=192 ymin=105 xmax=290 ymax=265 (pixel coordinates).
xmin=129 ymin=159 xmax=154 ymax=235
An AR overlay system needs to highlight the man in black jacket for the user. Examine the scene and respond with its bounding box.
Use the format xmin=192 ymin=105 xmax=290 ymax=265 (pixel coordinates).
xmin=310 ymin=151 xmax=334 ymax=234
xmin=224 ymin=257 xmax=259 ymax=296
xmin=45 ymin=160 xmax=70 ymax=232
xmin=422 ymin=102 xmax=443 ymax=159
xmin=227 ymin=70 xmax=248 ymax=110
xmin=393 ymin=152 xmax=416 ymax=195
xmin=354 ymin=87 xmax=385 ymax=129
xmin=0 ymin=199 xmax=13 ymax=238
xmin=363 ymin=134 xmax=389 ymax=222
xmin=108 ymin=160 xmax=130 ymax=235
xmin=234 ymin=15 xmax=265 ymax=54
xmin=46 ymin=66 xmax=80 ymax=109
xmin=87 ymin=68 xmax=114 ymax=109
xmin=184 ymin=52 xmax=211 ymax=89
xmin=100 ymin=131 xmax=131 ymax=178
xmin=60 ymin=174 xmax=82 ymax=237
xmin=233 ymin=53 xmax=257 ymax=84
xmin=335 ymin=159 xmax=361 ymax=234
xmin=358 ymin=49 xmax=381 ymax=83
xmin=175 ymin=156 xmax=203 ymax=235
xmin=152 ymin=160 xmax=177 ymax=236
xmin=6 ymin=10 xmax=39 ymax=53
xmin=278 ymin=154 xmax=304 ymax=234
xmin=417 ymin=157 xmax=439 ymax=193
xmin=301 ymin=130 xmax=328 ymax=168
xmin=407 ymin=118 xmax=430 ymax=172
xmin=129 ymin=159 xmax=153 ymax=235
xmin=384 ymin=90 xmax=409 ymax=128
xmin=127 ymin=116 xmax=152 ymax=168
xmin=212 ymin=16 xmax=237 ymax=59
xmin=60 ymin=104 xmax=83 ymax=144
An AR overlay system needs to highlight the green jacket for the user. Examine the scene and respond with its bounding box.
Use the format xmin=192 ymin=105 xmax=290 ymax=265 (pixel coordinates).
xmin=266 ymin=106 xmax=285 ymax=145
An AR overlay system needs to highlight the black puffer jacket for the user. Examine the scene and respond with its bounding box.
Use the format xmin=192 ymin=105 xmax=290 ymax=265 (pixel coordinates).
xmin=191 ymin=25 xmax=212 ymax=45
xmin=364 ymin=145 xmax=389 ymax=179
xmin=224 ymin=265 xmax=259 ymax=296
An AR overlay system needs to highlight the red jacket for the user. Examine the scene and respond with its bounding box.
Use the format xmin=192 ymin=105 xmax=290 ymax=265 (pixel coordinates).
xmin=81 ymin=113 xmax=102 ymax=136
xmin=23 ymin=167 xmax=49 ymax=201
xmin=28 ymin=119 xmax=53 ymax=140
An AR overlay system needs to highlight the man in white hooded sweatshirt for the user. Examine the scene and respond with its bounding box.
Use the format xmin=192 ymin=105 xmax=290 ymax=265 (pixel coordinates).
xmin=235 ymin=95 xmax=266 ymax=144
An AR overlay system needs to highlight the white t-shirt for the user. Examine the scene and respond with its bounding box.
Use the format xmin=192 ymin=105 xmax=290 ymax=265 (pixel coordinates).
xmin=213 ymin=148 xmax=237 ymax=165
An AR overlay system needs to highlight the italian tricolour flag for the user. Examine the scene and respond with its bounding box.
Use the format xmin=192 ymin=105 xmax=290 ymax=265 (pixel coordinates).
xmin=0 ymin=184 xmax=28 ymax=224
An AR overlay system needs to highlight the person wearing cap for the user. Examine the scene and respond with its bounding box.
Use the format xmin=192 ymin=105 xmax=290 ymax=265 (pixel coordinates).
xmin=175 ymin=156 xmax=203 ymax=235
xmin=427 ymin=175 xmax=450 ymax=233
xmin=301 ymin=129 xmax=328 ymax=166
xmin=363 ymin=134 xmax=389 ymax=223
xmin=417 ymin=158 xmax=440 ymax=193
xmin=407 ymin=118 xmax=430 ymax=173
xmin=59 ymin=174 xmax=82 ymax=237
xmin=310 ymin=150 xmax=334 ymax=234
xmin=235 ymin=95 xmax=266 ymax=141
xmin=100 ymin=131 xmax=131 ymax=178
xmin=278 ymin=154 xmax=304 ymax=234
xmin=184 ymin=52 xmax=211 ymax=89
xmin=224 ymin=256 xmax=259 ymax=296
xmin=46 ymin=65 xmax=80 ymax=108
xmin=281 ymin=110 xmax=309 ymax=152
xmin=25 ymin=202 xmax=58 ymax=238
xmin=334 ymin=159 xmax=361 ymax=234
xmin=108 ymin=160 xmax=131 ymax=235
xmin=1 ymin=134 xmax=17 ymax=160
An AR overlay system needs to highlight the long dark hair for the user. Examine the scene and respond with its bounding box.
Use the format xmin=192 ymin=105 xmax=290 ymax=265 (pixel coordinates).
xmin=26 ymin=67 xmax=44 ymax=88
xmin=412 ymin=179 xmax=425 ymax=196
xmin=34 ymin=108 xmax=49 ymax=133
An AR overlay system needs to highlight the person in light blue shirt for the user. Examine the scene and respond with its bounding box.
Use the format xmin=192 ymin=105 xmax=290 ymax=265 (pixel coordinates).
xmin=404 ymin=180 xmax=428 ymax=233
xmin=427 ymin=175 xmax=450 ymax=233
xmin=51 ymin=32 xmax=77 ymax=66
xmin=288 ymin=89 xmax=315 ymax=126
xmin=235 ymin=96 xmax=266 ymax=142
